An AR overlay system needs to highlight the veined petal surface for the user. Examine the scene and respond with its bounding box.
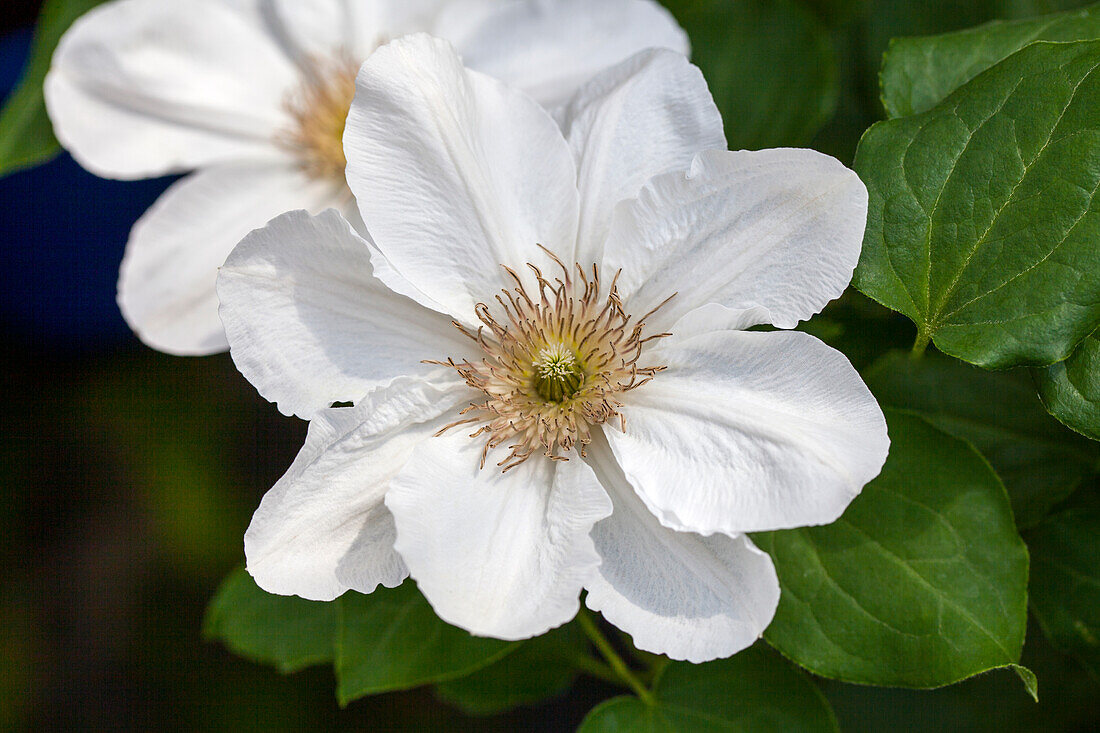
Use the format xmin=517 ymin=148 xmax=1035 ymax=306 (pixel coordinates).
xmin=245 ymin=374 xmax=469 ymax=601
xmin=45 ymin=0 xmax=296 ymax=178
xmin=606 ymin=328 xmax=889 ymax=535
xmin=584 ymin=435 xmax=779 ymax=663
xmin=344 ymin=34 xmax=579 ymax=320
xmin=557 ymin=49 xmax=725 ymax=266
xmin=447 ymin=0 xmax=689 ymax=108
xmin=218 ymin=209 xmax=473 ymax=419
xmin=260 ymin=0 xmax=447 ymax=61
xmin=386 ymin=431 xmax=612 ymax=640
xmin=604 ymin=148 xmax=868 ymax=333
xmin=119 ymin=161 xmax=344 ymax=357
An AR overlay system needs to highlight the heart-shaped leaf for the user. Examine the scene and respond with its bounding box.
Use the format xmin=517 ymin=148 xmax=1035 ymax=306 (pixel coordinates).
xmin=854 ymin=40 xmax=1100 ymax=368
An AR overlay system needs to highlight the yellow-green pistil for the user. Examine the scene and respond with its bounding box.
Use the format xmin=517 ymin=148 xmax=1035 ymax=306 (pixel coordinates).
xmin=533 ymin=345 xmax=586 ymax=403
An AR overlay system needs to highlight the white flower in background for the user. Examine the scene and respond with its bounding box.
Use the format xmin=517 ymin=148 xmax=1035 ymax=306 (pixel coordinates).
xmin=217 ymin=35 xmax=889 ymax=662
xmin=44 ymin=0 xmax=688 ymax=356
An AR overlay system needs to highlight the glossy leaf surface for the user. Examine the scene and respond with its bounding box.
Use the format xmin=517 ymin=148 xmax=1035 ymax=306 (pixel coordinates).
xmin=854 ymin=40 xmax=1100 ymax=368
xmin=756 ymin=411 xmax=1030 ymax=689
xmin=578 ymin=644 xmax=838 ymax=732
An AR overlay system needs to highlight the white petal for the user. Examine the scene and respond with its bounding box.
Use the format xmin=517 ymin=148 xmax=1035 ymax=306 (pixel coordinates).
xmin=45 ymin=0 xmax=297 ymax=179
xmin=260 ymin=0 xmax=439 ymax=61
xmin=246 ymin=374 xmax=469 ymax=601
xmin=448 ymin=0 xmax=689 ymax=108
xmin=359 ymin=0 xmax=457 ymax=51
xmin=118 ymin=162 xmax=343 ymax=356
xmin=386 ymin=432 xmax=612 ymax=640
xmin=607 ymin=329 xmax=889 ymax=535
xmin=344 ymin=33 xmax=579 ymax=320
xmin=218 ymin=209 xmax=474 ymax=418
xmin=584 ymin=434 xmax=778 ymax=663
xmin=605 ymin=148 xmax=869 ymax=332
xmin=666 ymin=303 xmax=776 ymax=338
xmin=424 ymin=0 xmax=501 ymax=42
xmin=260 ymin=0 xmax=354 ymax=61
xmin=557 ymin=49 xmax=725 ymax=266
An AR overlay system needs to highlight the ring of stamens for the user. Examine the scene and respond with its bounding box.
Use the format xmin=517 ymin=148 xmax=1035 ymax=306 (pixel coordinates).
xmin=427 ymin=247 xmax=674 ymax=472
xmin=277 ymin=50 xmax=361 ymax=181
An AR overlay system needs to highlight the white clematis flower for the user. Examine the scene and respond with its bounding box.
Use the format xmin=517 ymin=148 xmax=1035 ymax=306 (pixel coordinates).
xmin=44 ymin=0 xmax=688 ymax=356
xmin=217 ymin=35 xmax=889 ymax=663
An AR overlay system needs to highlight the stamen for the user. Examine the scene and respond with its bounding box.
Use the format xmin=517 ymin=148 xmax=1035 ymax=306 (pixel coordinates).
xmin=434 ymin=257 xmax=673 ymax=470
xmin=277 ymin=50 xmax=360 ymax=181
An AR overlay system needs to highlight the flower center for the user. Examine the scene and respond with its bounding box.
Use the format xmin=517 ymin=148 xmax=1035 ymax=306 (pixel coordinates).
xmin=278 ymin=51 xmax=360 ymax=181
xmin=429 ymin=249 xmax=673 ymax=472
xmin=533 ymin=344 xmax=585 ymax=402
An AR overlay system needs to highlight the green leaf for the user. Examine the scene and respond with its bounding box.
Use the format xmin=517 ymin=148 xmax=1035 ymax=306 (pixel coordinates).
xmin=1034 ymin=331 xmax=1100 ymax=440
xmin=0 ymin=0 xmax=105 ymax=177
xmin=815 ymin=0 xmax=1091 ymax=164
xmin=334 ymin=581 xmax=518 ymax=706
xmin=205 ymin=570 xmax=529 ymax=703
xmin=202 ymin=567 xmax=335 ymax=674
xmin=578 ymin=644 xmax=839 ymax=732
xmin=881 ymin=2 xmax=1100 ymax=118
xmin=821 ymin=619 xmax=1100 ymax=732
xmin=853 ymin=40 xmax=1100 ymax=369
xmin=662 ymin=0 xmax=838 ymax=149
xmin=1026 ymin=503 xmax=1100 ymax=679
xmin=858 ymin=0 xmax=1054 ymax=100
xmin=755 ymin=410 xmax=1031 ymax=688
xmin=433 ymin=622 xmax=585 ymax=715
xmin=864 ymin=350 xmax=1098 ymax=527
xmin=1012 ymin=664 xmax=1040 ymax=700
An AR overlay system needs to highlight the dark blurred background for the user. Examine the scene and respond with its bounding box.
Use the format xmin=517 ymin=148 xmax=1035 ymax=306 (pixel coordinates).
xmin=2 ymin=1 xmax=1099 ymax=730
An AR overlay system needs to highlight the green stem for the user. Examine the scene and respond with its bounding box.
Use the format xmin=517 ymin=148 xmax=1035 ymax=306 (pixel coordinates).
xmin=568 ymin=653 xmax=624 ymax=687
xmin=911 ymin=330 xmax=930 ymax=358
xmin=577 ymin=608 xmax=657 ymax=705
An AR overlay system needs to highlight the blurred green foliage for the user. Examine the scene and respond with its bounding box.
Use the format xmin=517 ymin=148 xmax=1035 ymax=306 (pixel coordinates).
xmin=0 ymin=0 xmax=104 ymax=176
xmin=662 ymin=0 xmax=838 ymax=150
xmin=1027 ymin=498 xmax=1100 ymax=680
xmin=864 ymin=352 xmax=1098 ymax=528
